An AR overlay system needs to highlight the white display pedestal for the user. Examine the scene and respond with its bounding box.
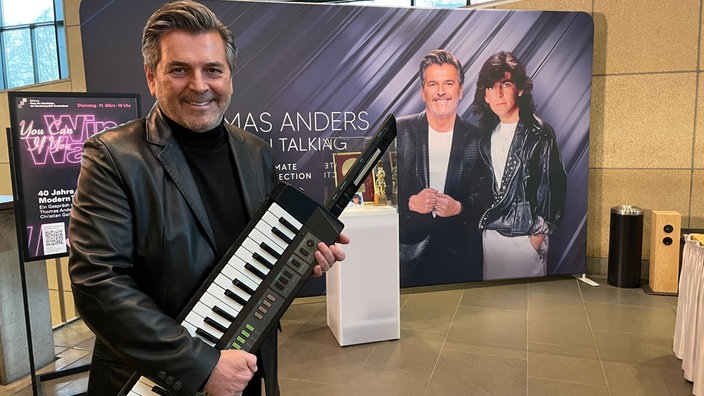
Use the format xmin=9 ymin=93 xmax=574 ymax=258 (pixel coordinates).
xmin=326 ymin=205 xmax=400 ymax=346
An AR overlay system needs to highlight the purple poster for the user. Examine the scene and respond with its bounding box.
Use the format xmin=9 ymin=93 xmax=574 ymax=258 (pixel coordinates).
xmin=7 ymin=92 xmax=140 ymax=261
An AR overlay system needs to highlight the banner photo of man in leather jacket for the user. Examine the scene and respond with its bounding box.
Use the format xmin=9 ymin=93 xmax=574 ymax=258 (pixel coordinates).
xmin=469 ymin=51 xmax=567 ymax=281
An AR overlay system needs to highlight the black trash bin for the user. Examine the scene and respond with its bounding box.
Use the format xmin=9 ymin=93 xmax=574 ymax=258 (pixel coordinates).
xmin=607 ymin=204 xmax=643 ymax=288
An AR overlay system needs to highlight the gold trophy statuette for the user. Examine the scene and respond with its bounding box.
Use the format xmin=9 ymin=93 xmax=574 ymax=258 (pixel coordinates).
xmin=374 ymin=160 xmax=387 ymax=206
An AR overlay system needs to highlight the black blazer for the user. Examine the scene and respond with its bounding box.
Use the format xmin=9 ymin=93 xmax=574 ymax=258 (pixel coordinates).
xmin=396 ymin=111 xmax=483 ymax=283
xmin=69 ymin=104 xmax=277 ymax=395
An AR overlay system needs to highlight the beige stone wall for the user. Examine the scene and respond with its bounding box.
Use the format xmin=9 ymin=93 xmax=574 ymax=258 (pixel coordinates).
xmin=2 ymin=0 xmax=702 ymax=279
xmin=477 ymin=0 xmax=704 ymax=263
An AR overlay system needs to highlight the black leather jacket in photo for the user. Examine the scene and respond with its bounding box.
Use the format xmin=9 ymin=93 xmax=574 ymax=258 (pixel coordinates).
xmin=470 ymin=115 xmax=567 ymax=237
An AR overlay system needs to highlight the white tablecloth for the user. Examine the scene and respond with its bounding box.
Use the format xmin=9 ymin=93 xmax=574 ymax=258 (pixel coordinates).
xmin=674 ymin=234 xmax=704 ymax=395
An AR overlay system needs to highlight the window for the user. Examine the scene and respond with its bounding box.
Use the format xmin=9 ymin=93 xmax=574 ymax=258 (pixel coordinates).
xmin=0 ymin=0 xmax=67 ymax=90
xmin=332 ymin=0 xmax=493 ymax=7
xmin=413 ymin=0 xmax=494 ymax=6
xmin=414 ymin=0 xmax=466 ymax=6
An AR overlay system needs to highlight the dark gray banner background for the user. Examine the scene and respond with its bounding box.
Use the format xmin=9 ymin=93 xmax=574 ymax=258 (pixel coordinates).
xmin=80 ymin=0 xmax=592 ymax=293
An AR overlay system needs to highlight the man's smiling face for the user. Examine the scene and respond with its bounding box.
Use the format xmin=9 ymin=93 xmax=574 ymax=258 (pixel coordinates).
xmin=421 ymin=63 xmax=463 ymax=123
xmin=145 ymin=30 xmax=233 ymax=132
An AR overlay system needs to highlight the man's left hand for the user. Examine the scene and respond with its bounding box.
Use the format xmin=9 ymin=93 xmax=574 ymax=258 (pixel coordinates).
xmin=529 ymin=234 xmax=546 ymax=251
xmin=433 ymin=193 xmax=462 ymax=217
xmin=312 ymin=233 xmax=350 ymax=277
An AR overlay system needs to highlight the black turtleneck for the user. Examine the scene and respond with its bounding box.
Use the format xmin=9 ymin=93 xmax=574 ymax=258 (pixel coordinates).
xmin=167 ymin=117 xmax=249 ymax=257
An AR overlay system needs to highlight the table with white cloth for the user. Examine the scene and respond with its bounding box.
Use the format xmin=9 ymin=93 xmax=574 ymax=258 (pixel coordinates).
xmin=674 ymin=234 xmax=704 ymax=395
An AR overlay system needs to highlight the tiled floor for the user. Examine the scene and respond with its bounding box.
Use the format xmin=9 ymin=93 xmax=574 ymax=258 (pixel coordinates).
xmin=0 ymin=275 xmax=695 ymax=395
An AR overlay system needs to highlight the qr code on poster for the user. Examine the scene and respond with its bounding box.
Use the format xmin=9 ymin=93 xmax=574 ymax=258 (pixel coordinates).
xmin=41 ymin=222 xmax=67 ymax=255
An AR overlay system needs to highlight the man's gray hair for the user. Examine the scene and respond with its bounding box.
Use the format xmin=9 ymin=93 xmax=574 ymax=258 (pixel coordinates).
xmin=142 ymin=0 xmax=237 ymax=73
xmin=418 ymin=49 xmax=465 ymax=87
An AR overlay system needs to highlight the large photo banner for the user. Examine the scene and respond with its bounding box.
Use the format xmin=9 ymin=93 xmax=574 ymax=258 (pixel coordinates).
xmin=7 ymin=92 xmax=140 ymax=261
xmin=80 ymin=0 xmax=592 ymax=291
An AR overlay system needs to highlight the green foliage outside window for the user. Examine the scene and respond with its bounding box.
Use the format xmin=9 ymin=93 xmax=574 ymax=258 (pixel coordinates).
xmin=1 ymin=0 xmax=66 ymax=90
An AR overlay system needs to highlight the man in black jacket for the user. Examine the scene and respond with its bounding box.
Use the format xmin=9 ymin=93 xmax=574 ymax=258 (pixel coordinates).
xmin=469 ymin=51 xmax=566 ymax=280
xmin=397 ymin=49 xmax=483 ymax=287
xmin=68 ymin=1 xmax=348 ymax=395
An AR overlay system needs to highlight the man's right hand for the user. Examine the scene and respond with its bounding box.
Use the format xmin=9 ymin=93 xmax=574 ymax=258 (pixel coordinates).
xmin=203 ymin=349 xmax=257 ymax=395
xmin=408 ymin=188 xmax=439 ymax=214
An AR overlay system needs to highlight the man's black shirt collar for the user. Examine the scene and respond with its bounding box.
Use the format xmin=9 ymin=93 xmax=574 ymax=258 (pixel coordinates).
xmin=164 ymin=115 xmax=226 ymax=149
